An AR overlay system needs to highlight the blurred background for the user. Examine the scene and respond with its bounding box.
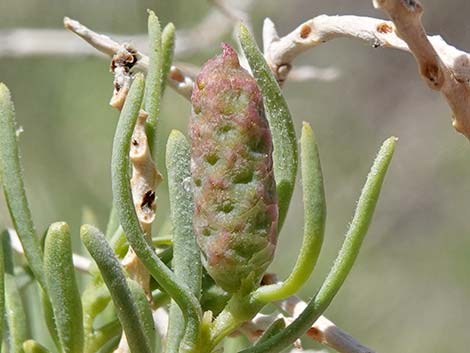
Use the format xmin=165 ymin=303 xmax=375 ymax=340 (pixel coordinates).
xmin=1 ymin=0 xmax=469 ymax=352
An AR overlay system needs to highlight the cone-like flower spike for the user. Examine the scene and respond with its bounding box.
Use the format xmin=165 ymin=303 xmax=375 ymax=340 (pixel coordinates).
xmin=190 ymin=44 xmax=278 ymax=293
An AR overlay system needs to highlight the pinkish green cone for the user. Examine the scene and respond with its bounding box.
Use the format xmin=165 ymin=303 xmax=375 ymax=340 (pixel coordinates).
xmin=190 ymin=44 xmax=278 ymax=293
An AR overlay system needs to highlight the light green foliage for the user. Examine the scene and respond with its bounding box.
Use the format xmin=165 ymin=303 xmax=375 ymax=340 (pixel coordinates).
xmin=239 ymin=137 xmax=397 ymax=353
xmin=0 ymin=84 xmax=45 ymax=288
xmin=254 ymin=319 xmax=285 ymax=345
xmin=166 ymin=130 xmax=202 ymax=353
xmin=110 ymin=74 xmax=201 ymax=352
xmin=3 ymin=232 xmax=26 ymax=353
xmin=144 ymin=10 xmax=163 ymax=152
xmin=127 ymin=280 xmax=156 ymax=348
xmin=44 ymin=222 xmax=84 ymax=353
xmin=161 ymin=22 xmax=175 ymax=93
xmin=239 ymin=24 xmax=298 ymax=231
xmin=254 ymin=122 xmax=326 ymax=302
xmin=81 ymin=224 xmax=153 ymax=353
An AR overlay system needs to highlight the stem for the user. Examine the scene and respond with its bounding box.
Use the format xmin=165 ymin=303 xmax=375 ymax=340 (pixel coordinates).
xmin=239 ymin=137 xmax=397 ymax=353
xmin=253 ymin=122 xmax=326 ymax=302
xmin=110 ymin=73 xmax=201 ymax=350
xmin=165 ymin=130 xmax=202 ymax=353
xmin=239 ymin=24 xmax=298 ymax=232
xmin=208 ymin=295 xmax=264 ymax=352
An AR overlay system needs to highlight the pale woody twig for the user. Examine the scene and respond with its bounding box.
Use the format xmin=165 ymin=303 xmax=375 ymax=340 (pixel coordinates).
xmin=238 ymin=305 xmax=374 ymax=353
xmin=7 ymin=228 xmax=91 ymax=273
xmin=107 ymin=48 xmax=162 ymax=299
xmin=373 ymin=0 xmax=470 ymax=137
xmin=153 ymin=307 xmax=169 ymax=345
xmin=288 ymin=65 xmax=340 ymax=82
xmin=262 ymin=1 xmax=470 ymax=137
xmin=0 ymin=0 xmax=253 ymax=59
xmin=63 ymin=17 xmax=194 ymax=100
xmin=239 ymin=274 xmax=375 ymax=353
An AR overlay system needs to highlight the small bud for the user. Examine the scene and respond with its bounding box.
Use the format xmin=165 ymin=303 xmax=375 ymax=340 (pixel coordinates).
xmin=190 ymin=44 xmax=278 ymax=293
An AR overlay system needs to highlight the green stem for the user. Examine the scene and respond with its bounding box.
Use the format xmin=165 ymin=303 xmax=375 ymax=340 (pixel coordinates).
xmin=0 ymin=83 xmax=45 ymax=288
xmin=207 ymin=295 xmax=264 ymax=352
xmin=44 ymin=222 xmax=84 ymax=353
xmin=111 ymin=74 xmax=201 ymax=350
xmin=81 ymin=224 xmax=153 ymax=353
xmin=165 ymin=130 xmax=202 ymax=353
xmin=238 ymin=137 xmax=397 ymax=353
xmin=239 ymin=24 xmax=298 ymax=231
xmin=253 ymin=122 xmax=326 ymax=302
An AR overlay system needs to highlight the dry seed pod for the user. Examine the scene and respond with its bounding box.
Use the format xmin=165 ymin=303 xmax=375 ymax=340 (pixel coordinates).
xmin=190 ymin=44 xmax=278 ymax=293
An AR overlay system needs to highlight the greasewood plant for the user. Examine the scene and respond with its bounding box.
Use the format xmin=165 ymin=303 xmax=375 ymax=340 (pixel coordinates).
xmin=2 ymin=7 xmax=408 ymax=353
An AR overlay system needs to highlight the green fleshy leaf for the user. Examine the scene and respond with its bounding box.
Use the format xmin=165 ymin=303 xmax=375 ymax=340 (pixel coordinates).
xmin=44 ymin=222 xmax=84 ymax=353
xmin=40 ymin=290 xmax=61 ymax=350
xmin=23 ymin=340 xmax=51 ymax=353
xmin=239 ymin=137 xmax=397 ymax=353
xmin=0 ymin=84 xmax=45 ymax=288
xmin=254 ymin=122 xmax=326 ymax=302
xmin=254 ymin=319 xmax=285 ymax=345
xmin=5 ymin=274 xmax=27 ymax=353
xmin=82 ymin=284 xmax=115 ymax=353
xmin=105 ymin=207 xmax=119 ymax=239
xmin=165 ymin=130 xmax=202 ymax=353
xmin=111 ymin=73 xmax=201 ymax=350
xmin=238 ymin=25 xmax=298 ymax=231
xmin=81 ymin=224 xmax=152 ymax=353
xmin=144 ymin=10 xmax=163 ymax=152
xmin=86 ymin=320 xmax=121 ymax=353
xmin=161 ymin=22 xmax=176 ymax=93
xmin=127 ymin=279 xmax=156 ymax=348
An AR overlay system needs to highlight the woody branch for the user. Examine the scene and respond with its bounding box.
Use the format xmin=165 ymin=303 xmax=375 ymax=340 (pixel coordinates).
xmin=263 ymin=0 xmax=470 ymax=137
